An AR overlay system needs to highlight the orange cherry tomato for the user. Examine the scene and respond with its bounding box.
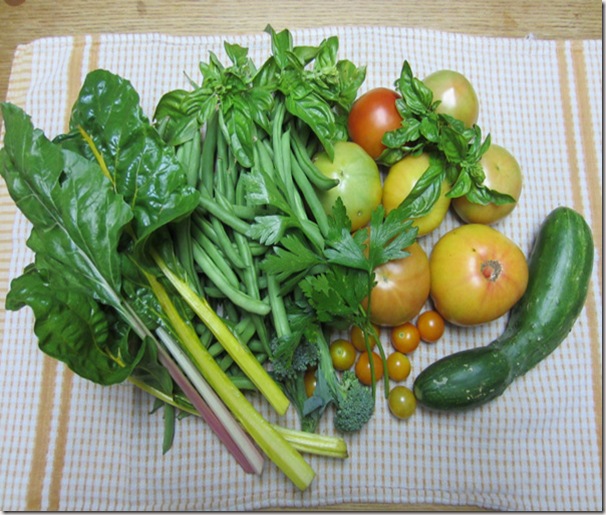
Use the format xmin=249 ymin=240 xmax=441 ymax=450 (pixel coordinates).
xmin=417 ymin=310 xmax=446 ymax=343
xmin=391 ymin=322 xmax=421 ymax=354
xmin=350 ymin=324 xmax=380 ymax=352
xmin=355 ymin=351 xmax=384 ymax=386
xmin=386 ymin=352 xmax=411 ymax=382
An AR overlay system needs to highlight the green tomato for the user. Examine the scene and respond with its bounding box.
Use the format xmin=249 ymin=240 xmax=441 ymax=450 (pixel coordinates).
xmin=313 ymin=141 xmax=382 ymax=232
xmin=423 ymin=69 xmax=480 ymax=128
xmin=452 ymin=144 xmax=523 ymax=225
xmin=382 ymin=152 xmax=451 ymax=236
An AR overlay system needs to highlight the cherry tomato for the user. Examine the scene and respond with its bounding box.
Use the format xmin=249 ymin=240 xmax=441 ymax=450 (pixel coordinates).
xmin=313 ymin=141 xmax=382 ymax=232
xmin=350 ymin=324 xmax=380 ymax=352
xmin=391 ymin=322 xmax=421 ymax=354
xmin=452 ymin=143 xmax=523 ymax=225
xmin=422 ymin=69 xmax=479 ymax=128
xmin=429 ymin=224 xmax=529 ymax=326
xmin=382 ymin=152 xmax=451 ymax=236
xmin=388 ymin=386 xmax=417 ymax=419
xmin=329 ymin=338 xmax=357 ymax=371
xmin=355 ymin=351 xmax=384 ymax=386
xmin=347 ymin=87 xmax=403 ymax=160
xmin=304 ymin=367 xmax=317 ymax=397
xmin=386 ymin=352 xmax=411 ymax=382
xmin=417 ymin=310 xmax=445 ymax=343
xmin=365 ymin=242 xmax=430 ymax=327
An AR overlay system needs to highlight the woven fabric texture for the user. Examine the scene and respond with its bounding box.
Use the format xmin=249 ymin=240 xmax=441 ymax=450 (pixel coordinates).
xmin=0 ymin=27 xmax=602 ymax=511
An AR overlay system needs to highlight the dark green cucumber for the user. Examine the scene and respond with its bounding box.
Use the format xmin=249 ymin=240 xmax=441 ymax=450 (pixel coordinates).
xmin=414 ymin=206 xmax=594 ymax=411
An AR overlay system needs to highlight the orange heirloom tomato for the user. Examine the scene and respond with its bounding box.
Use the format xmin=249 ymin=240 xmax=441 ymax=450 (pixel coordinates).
xmin=365 ymin=242 xmax=431 ymax=327
xmin=452 ymin=144 xmax=523 ymax=225
xmin=382 ymin=153 xmax=451 ymax=236
xmin=429 ymin=224 xmax=529 ymax=326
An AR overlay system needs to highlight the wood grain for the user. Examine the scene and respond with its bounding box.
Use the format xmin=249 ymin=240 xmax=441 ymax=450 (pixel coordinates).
xmin=0 ymin=0 xmax=600 ymax=511
xmin=0 ymin=0 xmax=601 ymax=106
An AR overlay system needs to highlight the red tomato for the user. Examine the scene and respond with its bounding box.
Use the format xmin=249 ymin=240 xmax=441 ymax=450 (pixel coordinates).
xmin=429 ymin=224 xmax=529 ymax=326
xmin=416 ymin=310 xmax=445 ymax=343
xmin=347 ymin=88 xmax=403 ymax=160
xmin=365 ymin=242 xmax=431 ymax=327
xmin=313 ymin=141 xmax=382 ymax=232
xmin=355 ymin=351 xmax=384 ymax=386
xmin=452 ymin=144 xmax=523 ymax=225
xmin=422 ymin=69 xmax=479 ymax=128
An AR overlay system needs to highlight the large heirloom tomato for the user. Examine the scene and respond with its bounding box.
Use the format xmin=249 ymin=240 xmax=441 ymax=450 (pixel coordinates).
xmin=313 ymin=141 xmax=383 ymax=232
xmin=365 ymin=242 xmax=431 ymax=327
xmin=452 ymin=144 xmax=523 ymax=225
xmin=429 ymin=224 xmax=529 ymax=326
xmin=382 ymin=152 xmax=451 ymax=236
xmin=347 ymin=87 xmax=403 ymax=160
xmin=422 ymin=69 xmax=480 ymax=128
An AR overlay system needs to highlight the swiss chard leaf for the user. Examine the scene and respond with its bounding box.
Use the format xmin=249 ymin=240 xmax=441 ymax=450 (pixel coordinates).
xmin=58 ymin=70 xmax=199 ymax=245
xmin=0 ymin=103 xmax=133 ymax=306
xmin=6 ymin=265 xmax=143 ymax=385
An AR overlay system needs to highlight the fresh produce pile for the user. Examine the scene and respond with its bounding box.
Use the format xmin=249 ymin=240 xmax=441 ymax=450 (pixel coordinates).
xmin=0 ymin=27 xmax=594 ymax=490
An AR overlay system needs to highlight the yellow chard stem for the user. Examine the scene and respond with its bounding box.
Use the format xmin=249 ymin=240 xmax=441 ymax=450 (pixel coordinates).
xmin=152 ymin=250 xmax=290 ymax=416
xmin=145 ymin=269 xmax=315 ymax=490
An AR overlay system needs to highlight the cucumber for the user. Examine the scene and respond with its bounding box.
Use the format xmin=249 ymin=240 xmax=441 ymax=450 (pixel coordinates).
xmin=413 ymin=206 xmax=594 ymax=411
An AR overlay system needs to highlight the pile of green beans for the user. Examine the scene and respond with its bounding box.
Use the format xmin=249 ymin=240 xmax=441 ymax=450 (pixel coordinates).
xmin=161 ymin=100 xmax=334 ymax=391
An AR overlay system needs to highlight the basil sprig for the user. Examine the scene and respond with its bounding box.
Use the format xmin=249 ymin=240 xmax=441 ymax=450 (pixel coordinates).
xmin=380 ymin=61 xmax=515 ymax=215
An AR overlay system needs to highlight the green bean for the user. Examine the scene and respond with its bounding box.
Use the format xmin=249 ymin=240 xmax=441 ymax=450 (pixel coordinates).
xmin=192 ymin=242 xmax=270 ymax=316
xmin=267 ymin=273 xmax=291 ymax=338
xmin=192 ymin=212 xmax=246 ymax=270
xmin=192 ymin=236 xmax=240 ymax=289
xmin=198 ymin=188 xmax=250 ymax=236
xmin=218 ymin=353 xmax=234 ymax=371
xmin=199 ymin=109 xmax=218 ymax=193
xmin=290 ymin=150 xmax=330 ymax=237
xmin=290 ymin=128 xmax=338 ymax=191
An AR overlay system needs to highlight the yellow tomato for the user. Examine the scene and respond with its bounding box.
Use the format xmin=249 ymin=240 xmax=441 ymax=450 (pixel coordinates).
xmin=382 ymin=153 xmax=451 ymax=236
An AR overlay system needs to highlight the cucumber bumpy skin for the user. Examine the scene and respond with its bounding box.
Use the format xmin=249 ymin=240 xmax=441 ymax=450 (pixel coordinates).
xmin=413 ymin=206 xmax=594 ymax=411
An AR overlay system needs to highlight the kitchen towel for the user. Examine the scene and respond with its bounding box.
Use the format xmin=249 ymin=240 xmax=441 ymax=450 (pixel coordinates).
xmin=0 ymin=27 xmax=602 ymax=511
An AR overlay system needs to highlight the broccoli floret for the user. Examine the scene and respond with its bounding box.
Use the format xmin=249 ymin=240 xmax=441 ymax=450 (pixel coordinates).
xmin=333 ymin=371 xmax=375 ymax=433
xmin=270 ymin=335 xmax=318 ymax=382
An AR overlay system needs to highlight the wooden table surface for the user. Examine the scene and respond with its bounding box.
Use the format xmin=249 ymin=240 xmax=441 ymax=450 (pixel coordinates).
xmin=0 ymin=0 xmax=601 ymax=511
